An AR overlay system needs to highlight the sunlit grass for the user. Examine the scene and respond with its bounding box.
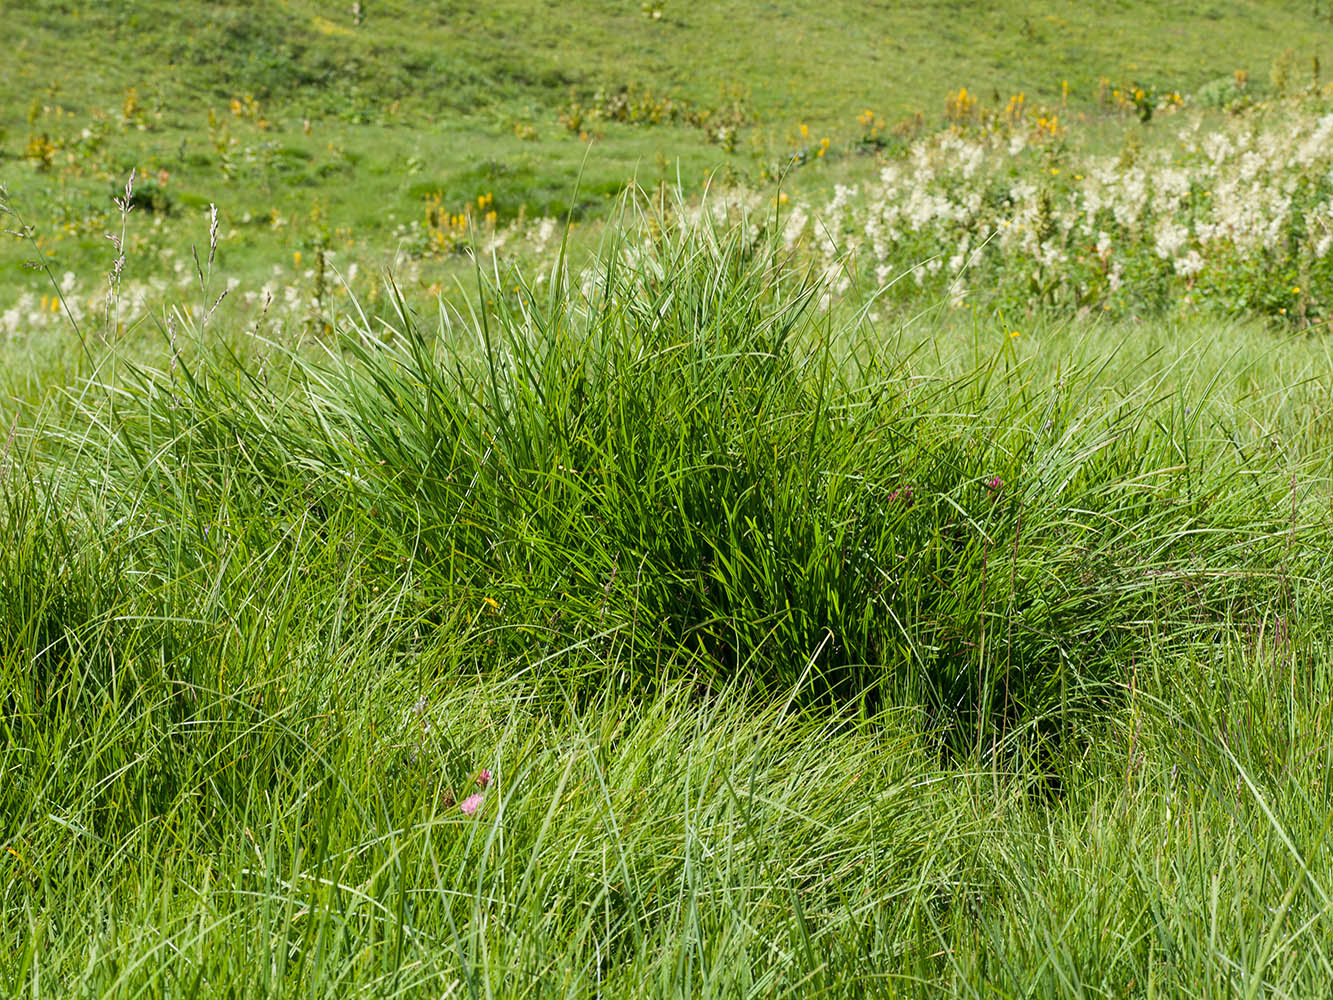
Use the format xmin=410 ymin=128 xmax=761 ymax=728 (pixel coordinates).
xmin=4 ymin=193 xmax=1333 ymax=995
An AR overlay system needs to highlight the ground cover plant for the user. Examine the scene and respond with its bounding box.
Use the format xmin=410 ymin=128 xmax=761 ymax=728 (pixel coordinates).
xmin=7 ymin=4 xmax=1333 ymax=998
xmin=6 ymin=188 xmax=1333 ymax=995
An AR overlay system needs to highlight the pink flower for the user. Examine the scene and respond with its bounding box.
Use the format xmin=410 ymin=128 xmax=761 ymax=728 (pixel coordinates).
xmin=985 ymin=475 xmax=1004 ymax=492
xmin=476 ymin=769 xmax=493 ymax=789
xmin=459 ymin=793 xmax=485 ymax=817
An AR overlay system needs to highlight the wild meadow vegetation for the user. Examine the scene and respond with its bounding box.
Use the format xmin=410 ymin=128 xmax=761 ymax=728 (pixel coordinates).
xmin=6 ymin=0 xmax=1333 ymax=309
xmin=5 ymin=3 xmax=1333 ymax=998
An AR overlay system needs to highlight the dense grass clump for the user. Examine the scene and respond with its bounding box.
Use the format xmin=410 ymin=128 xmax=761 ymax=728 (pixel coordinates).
xmin=54 ymin=203 xmax=1333 ymax=747
xmin=6 ymin=201 xmax=1333 ymax=995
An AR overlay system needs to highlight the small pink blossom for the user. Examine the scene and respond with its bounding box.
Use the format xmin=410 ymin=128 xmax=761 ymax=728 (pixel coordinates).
xmin=476 ymin=769 xmax=493 ymax=789
xmin=985 ymin=475 xmax=1004 ymax=492
xmin=459 ymin=793 xmax=485 ymax=817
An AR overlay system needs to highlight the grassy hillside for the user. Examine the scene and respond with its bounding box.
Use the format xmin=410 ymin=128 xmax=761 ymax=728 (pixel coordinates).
xmin=3 ymin=0 xmax=1331 ymax=300
xmin=6 ymin=1 xmax=1331 ymax=123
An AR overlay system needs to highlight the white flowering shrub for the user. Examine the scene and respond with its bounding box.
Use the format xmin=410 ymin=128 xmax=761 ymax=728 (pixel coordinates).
xmin=783 ymin=94 xmax=1333 ymax=324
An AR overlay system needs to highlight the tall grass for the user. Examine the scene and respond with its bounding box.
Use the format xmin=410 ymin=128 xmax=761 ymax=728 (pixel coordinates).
xmin=5 ymin=196 xmax=1333 ymax=996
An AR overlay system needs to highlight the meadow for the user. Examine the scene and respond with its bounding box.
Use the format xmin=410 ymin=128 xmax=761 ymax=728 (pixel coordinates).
xmin=5 ymin=0 xmax=1333 ymax=303
xmin=5 ymin=4 xmax=1333 ymax=998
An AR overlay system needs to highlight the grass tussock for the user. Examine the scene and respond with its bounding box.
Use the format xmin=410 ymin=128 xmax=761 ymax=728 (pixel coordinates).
xmin=6 ymin=197 xmax=1333 ymax=996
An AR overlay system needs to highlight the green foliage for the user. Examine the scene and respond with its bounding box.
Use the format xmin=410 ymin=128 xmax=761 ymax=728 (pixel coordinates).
xmin=45 ymin=201 xmax=1333 ymax=735
xmin=1195 ymin=72 xmax=1256 ymax=110
xmin=3 ymin=0 xmax=1332 ymax=302
xmin=7 ymin=3 xmax=1333 ymax=993
xmin=5 ymin=195 xmax=1333 ymax=993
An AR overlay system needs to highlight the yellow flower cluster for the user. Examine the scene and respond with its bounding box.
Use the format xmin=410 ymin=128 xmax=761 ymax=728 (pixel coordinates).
xmin=422 ymin=192 xmax=499 ymax=255
xmin=122 ymin=87 xmax=142 ymax=123
xmin=939 ymin=88 xmax=1063 ymax=142
xmin=1003 ymin=93 xmax=1026 ymax=124
xmin=1034 ymin=114 xmax=1061 ymax=138
xmin=945 ymin=87 xmax=980 ymax=124
xmin=228 ymin=94 xmax=270 ymax=131
xmin=22 ymin=133 xmax=57 ymax=170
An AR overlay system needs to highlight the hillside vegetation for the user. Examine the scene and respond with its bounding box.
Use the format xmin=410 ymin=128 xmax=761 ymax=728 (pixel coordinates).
xmin=5 ymin=4 xmax=1333 ymax=998
xmin=3 ymin=0 xmax=1331 ymax=295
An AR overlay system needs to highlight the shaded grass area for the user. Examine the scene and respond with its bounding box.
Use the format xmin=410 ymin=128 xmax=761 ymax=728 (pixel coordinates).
xmin=5 ymin=206 xmax=1333 ymax=995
